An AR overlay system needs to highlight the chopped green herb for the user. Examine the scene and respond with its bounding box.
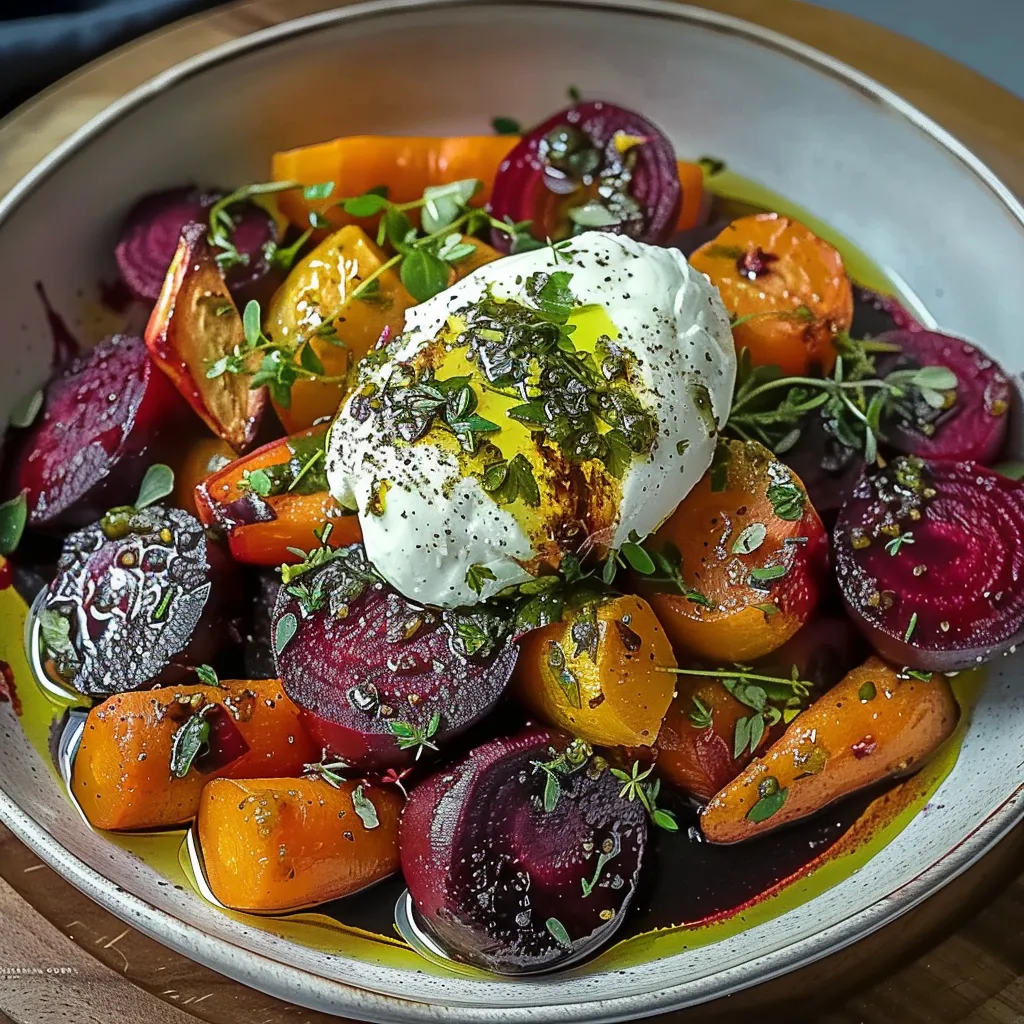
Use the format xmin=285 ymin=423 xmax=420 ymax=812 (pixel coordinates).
xmin=238 ymin=468 xmax=273 ymax=497
xmin=135 ymin=464 xmax=174 ymax=509
xmin=352 ymin=784 xmax=380 ymax=829
xmin=732 ymin=522 xmax=767 ymax=555
xmin=904 ymin=612 xmax=919 ymax=642
xmin=750 ymin=563 xmax=788 ymax=583
xmin=885 ymin=532 xmax=915 ymax=556
xmin=389 ymin=713 xmax=441 ymax=760
xmin=766 ymin=482 xmax=805 ymax=521
xmin=466 ymin=563 xmax=497 ymax=596
xmin=194 ymin=664 xmax=220 ymax=688
xmin=169 ymin=707 xmax=213 ymax=778
xmin=274 ymin=612 xmax=298 ymax=655
xmin=0 ymin=491 xmax=27 ymax=556
xmin=858 ymin=680 xmax=877 ymax=702
xmin=689 ymin=696 xmax=714 ymax=729
xmin=746 ymin=779 xmax=788 ymax=822
xmin=492 ymin=116 xmax=521 ymax=135
xmin=546 ymin=916 xmax=572 ymax=948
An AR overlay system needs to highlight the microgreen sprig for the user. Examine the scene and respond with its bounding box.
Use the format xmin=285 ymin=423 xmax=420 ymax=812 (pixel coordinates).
xmin=609 ymin=762 xmax=678 ymax=831
xmin=389 ymin=712 xmax=441 ymax=760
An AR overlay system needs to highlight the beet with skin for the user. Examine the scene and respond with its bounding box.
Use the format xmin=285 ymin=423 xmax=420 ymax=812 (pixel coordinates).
xmin=874 ymin=329 xmax=1012 ymax=464
xmin=834 ymin=456 xmax=1024 ymax=671
xmin=115 ymin=187 xmax=277 ymax=303
xmin=488 ymin=100 xmax=681 ymax=250
xmin=40 ymin=505 xmax=238 ymax=695
xmin=272 ymin=544 xmax=518 ymax=769
xmin=400 ymin=727 xmax=648 ymax=974
xmin=15 ymin=334 xmax=191 ymax=528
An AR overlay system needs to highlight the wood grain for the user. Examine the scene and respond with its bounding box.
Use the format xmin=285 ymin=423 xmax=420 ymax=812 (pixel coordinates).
xmin=2 ymin=1 xmax=1024 ymax=1022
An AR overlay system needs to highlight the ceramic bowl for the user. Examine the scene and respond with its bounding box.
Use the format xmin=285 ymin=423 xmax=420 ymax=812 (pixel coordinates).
xmin=1 ymin=1 xmax=1023 ymax=1021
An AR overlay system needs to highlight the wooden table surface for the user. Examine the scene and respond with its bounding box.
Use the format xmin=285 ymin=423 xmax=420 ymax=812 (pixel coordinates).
xmin=2 ymin=1 xmax=1024 ymax=1022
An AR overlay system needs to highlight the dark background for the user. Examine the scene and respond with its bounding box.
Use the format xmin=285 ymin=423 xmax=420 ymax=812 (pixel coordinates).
xmin=1 ymin=0 xmax=1023 ymax=120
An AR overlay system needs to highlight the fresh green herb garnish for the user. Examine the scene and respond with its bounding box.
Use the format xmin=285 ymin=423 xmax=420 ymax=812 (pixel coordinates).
xmin=749 ymin=563 xmax=788 ymax=584
xmin=352 ymin=784 xmax=380 ymax=829
xmin=532 ymin=739 xmax=594 ymax=813
xmin=38 ymin=608 xmax=79 ymax=680
xmin=481 ymin=454 xmax=541 ymax=507
xmin=689 ymin=696 xmax=714 ymax=729
xmin=135 ymin=464 xmax=175 ymax=509
xmin=746 ymin=777 xmax=788 ymax=822
xmin=238 ymin=468 xmax=273 ymax=497
xmin=194 ymin=664 xmax=220 ymax=688
xmin=303 ymin=751 xmax=351 ymax=788
xmin=274 ymin=612 xmax=298 ymax=656
xmin=581 ymin=834 xmax=620 ymax=898
xmin=732 ymin=522 xmax=767 ymax=555
xmin=546 ymin=916 xmax=572 ymax=948
xmin=492 ymin=116 xmax=521 ymax=135
xmin=858 ymin=680 xmax=877 ymax=702
xmin=389 ymin=712 xmax=441 ymax=759
xmin=610 ymin=761 xmax=678 ymax=831
xmin=766 ymin=481 xmax=805 ymax=522
xmin=169 ymin=706 xmax=214 ymax=778
xmin=0 ymin=492 xmax=27 ymax=556
xmin=885 ymin=532 xmax=915 ymax=556
xmin=904 ymin=611 xmax=919 ymax=642
xmin=466 ymin=563 xmax=497 ymax=596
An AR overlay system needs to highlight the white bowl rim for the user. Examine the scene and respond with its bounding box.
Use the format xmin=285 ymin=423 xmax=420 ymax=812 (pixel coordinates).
xmin=2 ymin=1 xmax=1024 ymax=1020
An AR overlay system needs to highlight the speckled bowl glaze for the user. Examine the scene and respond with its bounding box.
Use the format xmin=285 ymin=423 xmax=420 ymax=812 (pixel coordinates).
xmin=1 ymin=1 xmax=1023 ymax=1021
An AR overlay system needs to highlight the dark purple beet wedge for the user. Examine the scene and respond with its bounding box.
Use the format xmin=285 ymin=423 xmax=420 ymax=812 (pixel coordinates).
xmin=834 ymin=456 xmax=1024 ymax=671
xmin=40 ymin=505 xmax=238 ymax=695
xmin=400 ymin=728 xmax=648 ymax=974
xmin=272 ymin=544 xmax=518 ymax=770
xmin=488 ymin=100 xmax=680 ymax=249
xmin=115 ymin=187 xmax=277 ymax=302
xmin=874 ymin=329 xmax=1012 ymax=464
xmin=15 ymin=334 xmax=191 ymax=527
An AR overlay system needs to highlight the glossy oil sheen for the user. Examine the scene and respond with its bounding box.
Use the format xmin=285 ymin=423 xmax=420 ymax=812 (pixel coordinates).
xmin=0 ymin=3 xmax=1022 ymax=1020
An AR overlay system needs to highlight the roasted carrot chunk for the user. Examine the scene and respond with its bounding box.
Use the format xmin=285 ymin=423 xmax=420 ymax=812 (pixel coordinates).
xmin=690 ymin=214 xmax=853 ymax=377
xmin=71 ymin=680 xmax=319 ymax=831
xmin=700 ymin=658 xmax=959 ymax=843
xmin=197 ymin=777 xmax=401 ymax=912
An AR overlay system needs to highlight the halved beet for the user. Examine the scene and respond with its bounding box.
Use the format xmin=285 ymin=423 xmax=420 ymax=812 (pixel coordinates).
xmin=40 ymin=505 xmax=238 ymax=695
xmin=834 ymin=456 xmax=1024 ymax=670
xmin=400 ymin=727 xmax=647 ymax=974
xmin=272 ymin=544 xmax=518 ymax=769
xmin=15 ymin=334 xmax=190 ymax=527
xmin=487 ymin=100 xmax=680 ymax=250
xmin=115 ymin=187 xmax=276 ymax=302
xmin=874 ymin=329 xmax=1012 ymax=464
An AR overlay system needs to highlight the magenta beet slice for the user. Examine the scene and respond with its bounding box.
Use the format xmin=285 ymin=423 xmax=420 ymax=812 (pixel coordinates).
xmin=15 ymin=334 xmax=190 ymax=528
xmin=400 ymin=727 xmax=648 ymax=974
xmin=834 ymin=457 xmax=1024 ymax=671
xmin=272 ymin=544 xmax=518 ymax=770
xmin=115 ymin=187 xmax=276 ymax=302
xmin=40 ymin=505 xmax=238 ymax=695
xmin=487 ymin=100 xmax=681 ymax=250
xmin=874 ymin=329 xmax=1012 ymax=464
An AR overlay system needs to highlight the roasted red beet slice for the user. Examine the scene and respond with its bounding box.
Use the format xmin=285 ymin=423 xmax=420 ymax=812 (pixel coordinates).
xmin=400 ymin=727 xmax=647 ymax=974
xmin=272 ymin=545 xmax=518 ymax=769
xmin=39 ymin=505 xmax=238 ymax=695
xmin=488 ymin=100 xmax=680 ymax=250
xmin=834 ymin=457 xmax=1024 ymax=670
xmin=15 ymin=334 xmax=190 ymax=527
xmin=873 ymin=329 xmax=1012 ymax=464
xmin=115 ymin=187 xmax=276 ymax=302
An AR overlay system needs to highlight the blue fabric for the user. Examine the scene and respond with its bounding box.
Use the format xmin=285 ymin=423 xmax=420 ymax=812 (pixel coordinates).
xmin=0 ymin=0 xmax=214 ymax=114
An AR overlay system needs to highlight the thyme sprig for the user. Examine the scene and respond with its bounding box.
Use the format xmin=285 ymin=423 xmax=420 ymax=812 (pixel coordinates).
xmin=726 ymin=347 xmax=957 ymax=463
xmin=609 ymin=762 xmax=678 ymax=831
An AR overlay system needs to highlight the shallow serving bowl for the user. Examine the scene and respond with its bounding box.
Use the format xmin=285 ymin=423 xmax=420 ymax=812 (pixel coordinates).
xmin=1 ymin=0 xmax=1024 ymax=1020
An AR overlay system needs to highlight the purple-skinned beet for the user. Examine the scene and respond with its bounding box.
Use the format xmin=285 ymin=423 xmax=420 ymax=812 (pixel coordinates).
xmin=488 ymin=100 xmax=680 ymax=250
xmin=14 ymin=334 xmax=192 ymax=528
xmin=400 ymin=727 xmax=648 ymax=974
xmin=40 ymin=505 xmax=238 ymax=696
xmin=874 ymin=329 xmax=1012 ymax=464
xmin=834 ymin=456 xmax=1024 ymax=671
xmin=115 ymin=187 xmax=277 ymax=303
xmin=272 ymin=544 xmax=518 ymax=770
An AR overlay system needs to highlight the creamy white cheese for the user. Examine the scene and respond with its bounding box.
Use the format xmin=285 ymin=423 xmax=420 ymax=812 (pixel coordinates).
xmin=327 ymin=232 xmax=735 ymax=608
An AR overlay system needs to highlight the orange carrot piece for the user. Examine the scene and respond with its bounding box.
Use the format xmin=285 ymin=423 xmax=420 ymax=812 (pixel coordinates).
xmin=700 ymin=658 xmax=959 ymax=843
xmin=71 ymin=680 xmax=319 ymax=832
xmin=197 ymin=777 xmax=401 ymax=912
